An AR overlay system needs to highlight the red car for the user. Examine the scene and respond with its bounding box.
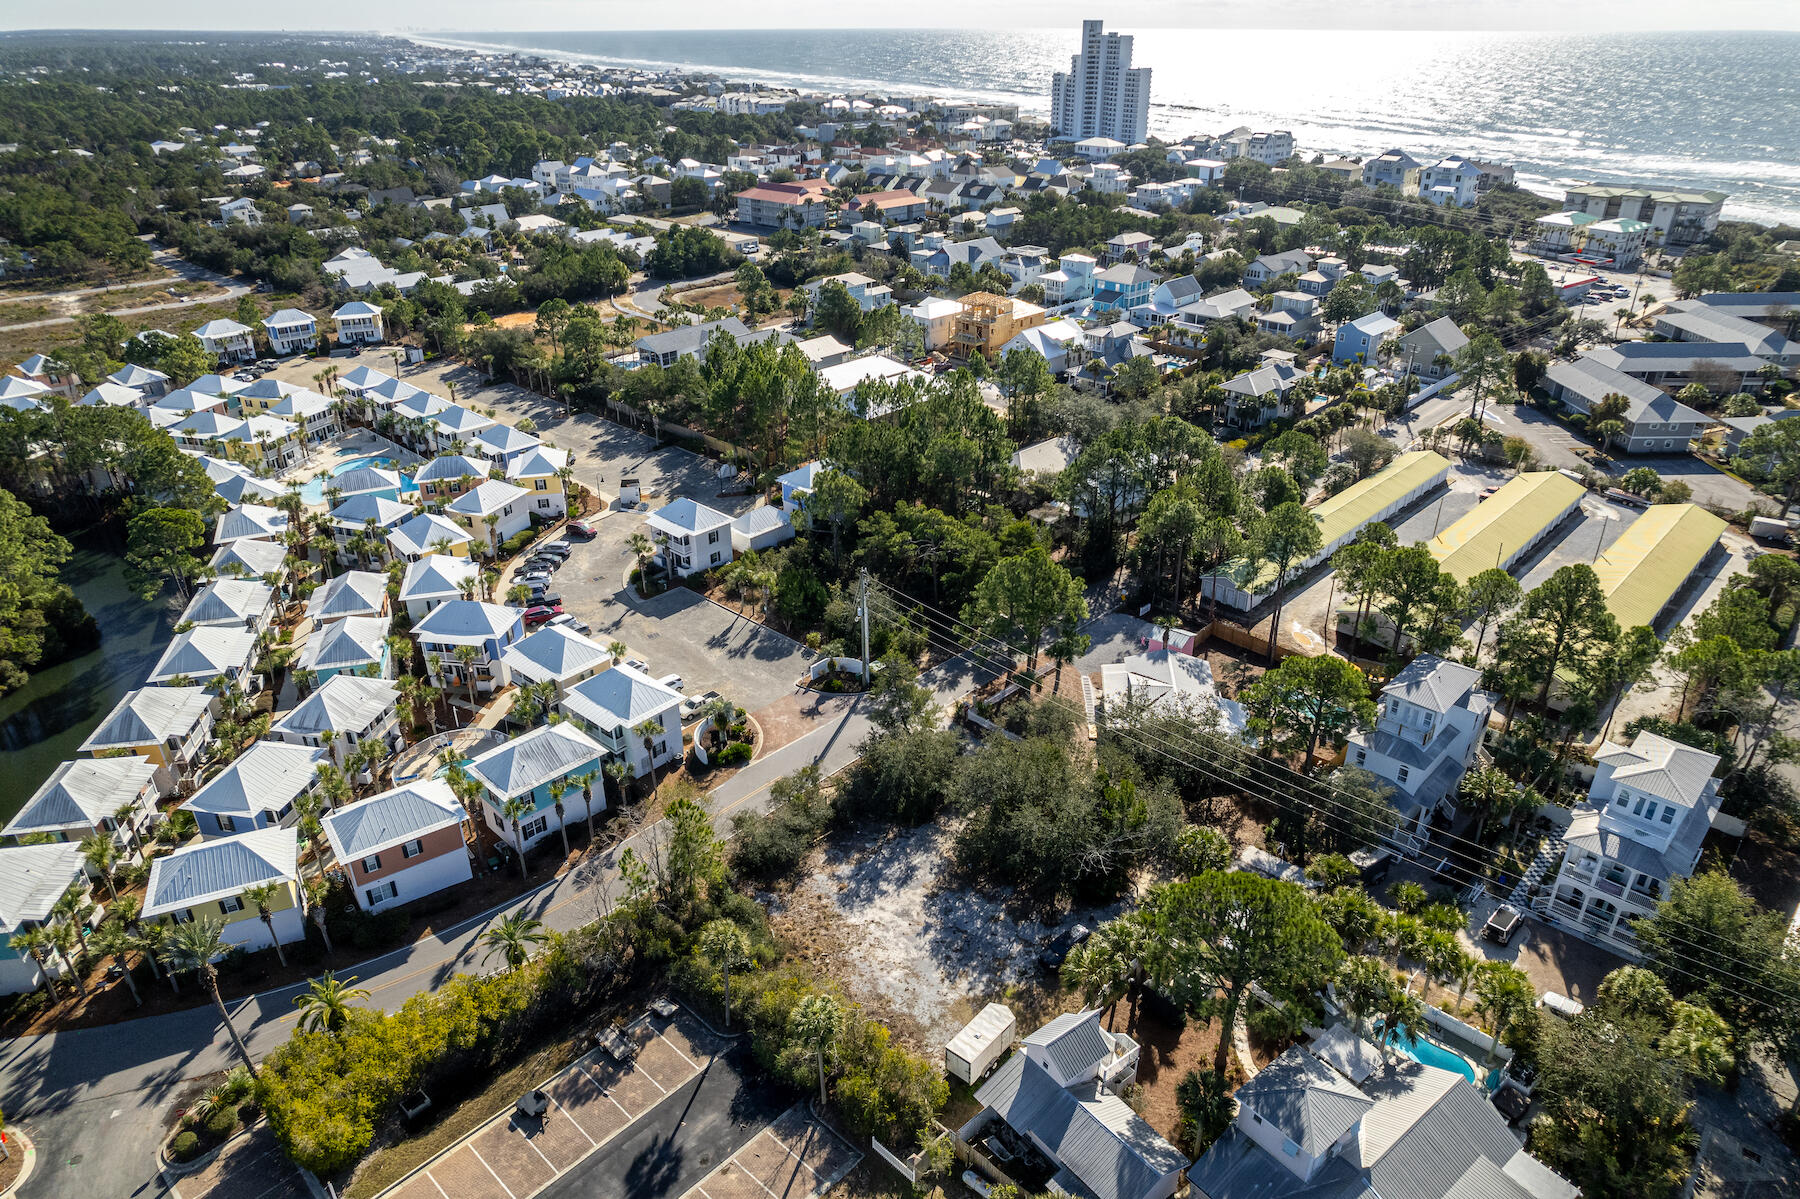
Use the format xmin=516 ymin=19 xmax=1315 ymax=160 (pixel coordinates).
xmin=567 ymin=520 xmax=597 ymax=538
xmin=522 ymin=604 xmax=564 ymax=626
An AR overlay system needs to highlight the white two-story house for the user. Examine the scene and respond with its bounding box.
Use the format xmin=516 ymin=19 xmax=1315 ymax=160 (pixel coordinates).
xmin=1345 ymin=655 xmax=1492 ymax=854
xmin=645 ymin=497 xmax=734 ymax=578
xmin=1542 ymin=730 xmax=1722 ymax=958
xmin=262 ymin=309 xmax=319 ymax=356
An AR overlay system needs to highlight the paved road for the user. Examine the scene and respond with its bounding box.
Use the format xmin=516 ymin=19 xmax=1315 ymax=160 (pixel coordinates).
xmin=0 ymin=647 xmax=989 ymax=1199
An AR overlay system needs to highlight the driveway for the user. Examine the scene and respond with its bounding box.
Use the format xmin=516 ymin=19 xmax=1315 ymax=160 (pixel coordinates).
xmin=168 ymin=1123 xmax=310 ymax=1199
xmin=547 ymin=513 xmax=815 ymax=709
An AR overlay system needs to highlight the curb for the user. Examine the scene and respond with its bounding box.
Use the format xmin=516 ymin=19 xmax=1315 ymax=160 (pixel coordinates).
xmin=0 ymin=1128 xmax=35 ymax=1197
xmin=157 ymin=1117 xmax=264 ymax=1180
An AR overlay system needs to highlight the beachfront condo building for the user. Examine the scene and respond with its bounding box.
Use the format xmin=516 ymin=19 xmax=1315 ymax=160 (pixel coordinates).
xmin=1050 ymin=21 xmax=1151 ymax=147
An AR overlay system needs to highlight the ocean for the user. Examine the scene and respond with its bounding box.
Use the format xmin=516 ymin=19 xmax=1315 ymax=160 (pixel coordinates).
xmin=412 ymin=27 xmax=1800 ymax=227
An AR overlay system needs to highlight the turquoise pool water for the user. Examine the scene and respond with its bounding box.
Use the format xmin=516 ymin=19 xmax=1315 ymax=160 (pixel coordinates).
xmin=297 ymin=454 xmax=417 ymax=505
xmin=432 ymin=756 xmax=473 ymax=781
xmin=1384 ymin=1029 xmax=1477 ymax=1082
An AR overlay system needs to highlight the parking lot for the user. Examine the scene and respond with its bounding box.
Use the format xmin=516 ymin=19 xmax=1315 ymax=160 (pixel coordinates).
xmin=681 ymin=1106 xmax=861 ymax=1199
xmin=539 ymin=512 xmax=816 ymax=720
xmin=384 ymin=1011 xmax=738 ymax=1199
xmin=166 ymin=1123 xmax=311 ymax=1199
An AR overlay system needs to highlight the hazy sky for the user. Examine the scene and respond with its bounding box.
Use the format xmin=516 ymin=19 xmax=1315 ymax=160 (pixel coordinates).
xmin=13 ymin=0 xmax=1800 ymax=30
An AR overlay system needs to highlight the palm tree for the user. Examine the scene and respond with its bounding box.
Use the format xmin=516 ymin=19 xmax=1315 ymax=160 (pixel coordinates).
xmin=1473 ymin=961 xmax=1535 ymax=1065
xmin=453 ymin=643 xmax=483 ymax=709
xmin=1337 ymin=956 xmax=1390 ymax=1041
xmin=480 ymin=910 xmax=548 ymax=971
xmin=788 ymin=993 xmax=843 ymax=1105
xmin=604 ymin=758 xmax=632 ymax=814
xmin=136 ymin=921 xmax=177 ymax=992
xmin=9 ymin=928 xmax=61 ymax=1000
xmin=628 ymin=532 xmax=653 ymax=589
xmin=697 ymin=918 xmax=752 ymax=1028
xmin=160 ymin=917 xmax=258 ymax=1075
xmin=573 ymin=770 xmax=600 ymax=844
xmin=606 ymin=640 xmax=628 ymax=662
xmin=112 ymin=803 xmax=144 ymax=855
xmin=632 ymin=718 xmax=665 ymax=800
xmin=500 ymin=795 xmax=533 ymax=881
xmin=1460 ymin=766 xmax=1515 ymax=844
xmin=1377 ymin=979 xmax=1427 ymax=1061
xmin=547 ymin=780 xmax=574 ymax=860
xmin=293 ymin=971 xmax=369 ymax=1034
xmin=241 ymin=882 xmax=290 ymax=968
xmin=79 ymin=833 xmax=120 ymax=899
xmin=1061 ymin=934 xmax=1134 ymax=1029
xmin=304 ymin=876 xmax=336 ymax=957
xmin=89 ymin=921 xmax=141 ymax=1005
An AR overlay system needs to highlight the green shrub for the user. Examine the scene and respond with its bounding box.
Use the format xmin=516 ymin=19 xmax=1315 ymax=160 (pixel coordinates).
xmin=1246 ymin=1001 xmax=1305 ymax=1051
xmin=716 ymin=742 xmax=753 ymax=766
xmin=501 ymin=529 xmax=536 ymax=555
xmin=203 ymin=1107 xmax=238 ymax=1139
xmin=170 ymin=1131 xmax=200 ymax=1161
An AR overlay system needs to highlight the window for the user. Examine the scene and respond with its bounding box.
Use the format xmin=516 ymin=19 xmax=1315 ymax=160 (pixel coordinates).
xmin=522 ymin=815 xmax=549 ymax=838
xmin=1660 ymin=806 xmax=1676 ymax=824
xmin=219 ymin=896 xmax=244 ymax=914
xmin=366 ymin=881 xmax=399 ymax=905
xmin=1282 ymin=1138 xmax=1300 ymax=1157
xmin=173 ymin=908 xmax=195 ymax=924
xmin=1632 ymin=795 xmax=1648 ymax=816
xmin=710 ymin=551 xmax=722 ymax=565
xmin=535 ymin=479 xmax=548 ymax=491
xmin=1614 ymin=790 xmax=1630 ymax=807
xmin=402 ymin=839 xmax=424 ymax=859
xmin=1397 ymin=766 xmax=1409 ymax=784
xmin=362 ymin=853 xmax=382 ymax=872
xmin=1354 ymin=749 xmax=1366 ymax=766
xmin=538 ymin=498 xmax=552 ymax=509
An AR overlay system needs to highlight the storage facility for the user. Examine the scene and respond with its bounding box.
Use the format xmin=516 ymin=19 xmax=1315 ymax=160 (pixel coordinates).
xmin=1427 ymin=470 xmax=1585 ymax=585
xmin=946 ymin=1002 xmax=1017 ymax=1084
xmin=1591 ymin=503 xmax=1727 ymax=632
xmin=1203 ymin=450 xmax=1451 ymax=610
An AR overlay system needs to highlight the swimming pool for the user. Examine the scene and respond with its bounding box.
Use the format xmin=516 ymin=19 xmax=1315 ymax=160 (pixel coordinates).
xmin=296 ymin=454 xmax=418 ymax=505
xmin=1384 ymin=1028 xmax=1477 ymax=1083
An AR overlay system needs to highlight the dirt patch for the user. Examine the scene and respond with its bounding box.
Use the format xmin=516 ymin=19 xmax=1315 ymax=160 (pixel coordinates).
xmin=1104 ymin=995 xmax=1230 ymax=1151
xmin=766 ymin=820 xmax=1121 ymax=1054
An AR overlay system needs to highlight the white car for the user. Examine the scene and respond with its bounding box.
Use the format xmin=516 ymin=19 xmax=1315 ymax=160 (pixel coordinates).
xmin=624 ymin=657 xmax=650 ymax=673
xmin=658 ymin=673 xmax=685 ymax=692
xmin=545 ymin=613 xmax=590 ymax=634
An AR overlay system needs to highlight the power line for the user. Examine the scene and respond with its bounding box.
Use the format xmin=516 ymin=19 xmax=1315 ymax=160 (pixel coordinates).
xmin=867 ymin=579 xmax=1793 ymax=1006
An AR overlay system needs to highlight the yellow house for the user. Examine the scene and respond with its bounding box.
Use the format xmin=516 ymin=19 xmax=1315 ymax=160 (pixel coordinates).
xmin=506 ymin=447 xmax=572 ymax=520
xmin=949 ymin=292 xmax=1047 ymax=361
xmin=79 ymin=686 xmax=218 ymax=797
xmin=141 ymin=826 xmax=306 ymax=950
xmin=388 ymin=511 xmax=474 ymax=562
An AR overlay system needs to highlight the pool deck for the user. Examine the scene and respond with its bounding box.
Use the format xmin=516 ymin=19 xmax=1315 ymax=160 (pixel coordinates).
xmin=279 ymin=429 xmax=425 ymax=507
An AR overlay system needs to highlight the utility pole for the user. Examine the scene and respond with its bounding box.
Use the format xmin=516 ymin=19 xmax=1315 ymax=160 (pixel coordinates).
xmin=858 ymin=568 xmax=872 ymax=688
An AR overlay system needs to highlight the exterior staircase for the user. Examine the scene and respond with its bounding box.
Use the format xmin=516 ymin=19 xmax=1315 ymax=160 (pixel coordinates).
xmin=1509 ymin=830 xmax=1566 ymax=910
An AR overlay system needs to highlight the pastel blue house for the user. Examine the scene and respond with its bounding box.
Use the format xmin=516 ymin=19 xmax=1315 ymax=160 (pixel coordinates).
xmin=1333 ymin=311 xmax=1401 ymax=366
xmin=1091 ymin=263 xmax=1158 ymax=313
xmin=412 ymin=600 xmax=525 ymax=695
xmin=466 ymin=722 xmax=607 ymax=851
xmin=297 ymin=615 xmax=393 ymax=682
xmin=179 ymin=740 xmax=327 ymax=838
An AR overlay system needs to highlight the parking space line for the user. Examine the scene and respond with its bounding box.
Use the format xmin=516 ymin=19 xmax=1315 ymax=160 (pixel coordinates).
xmin=732 ymin=1161 xmax=785 ymax=1199
xmin=550 ymin=1093 xmax=597 ymax=1146
xmin=576 ymin=1062 xmax=639 ymax=1118
xmin=520 ymin=1129 xmax=559 ymax=1174
xmin=658 ymin=1029 xmax=700 ymax=1071
xmin=423 ymin=1173 xmax=451 ymax=1199
xmin=638 ymin=1063 xmax=669 ymax=1094
xmin=469 ymin=1145 xmax=519 ymax=1199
